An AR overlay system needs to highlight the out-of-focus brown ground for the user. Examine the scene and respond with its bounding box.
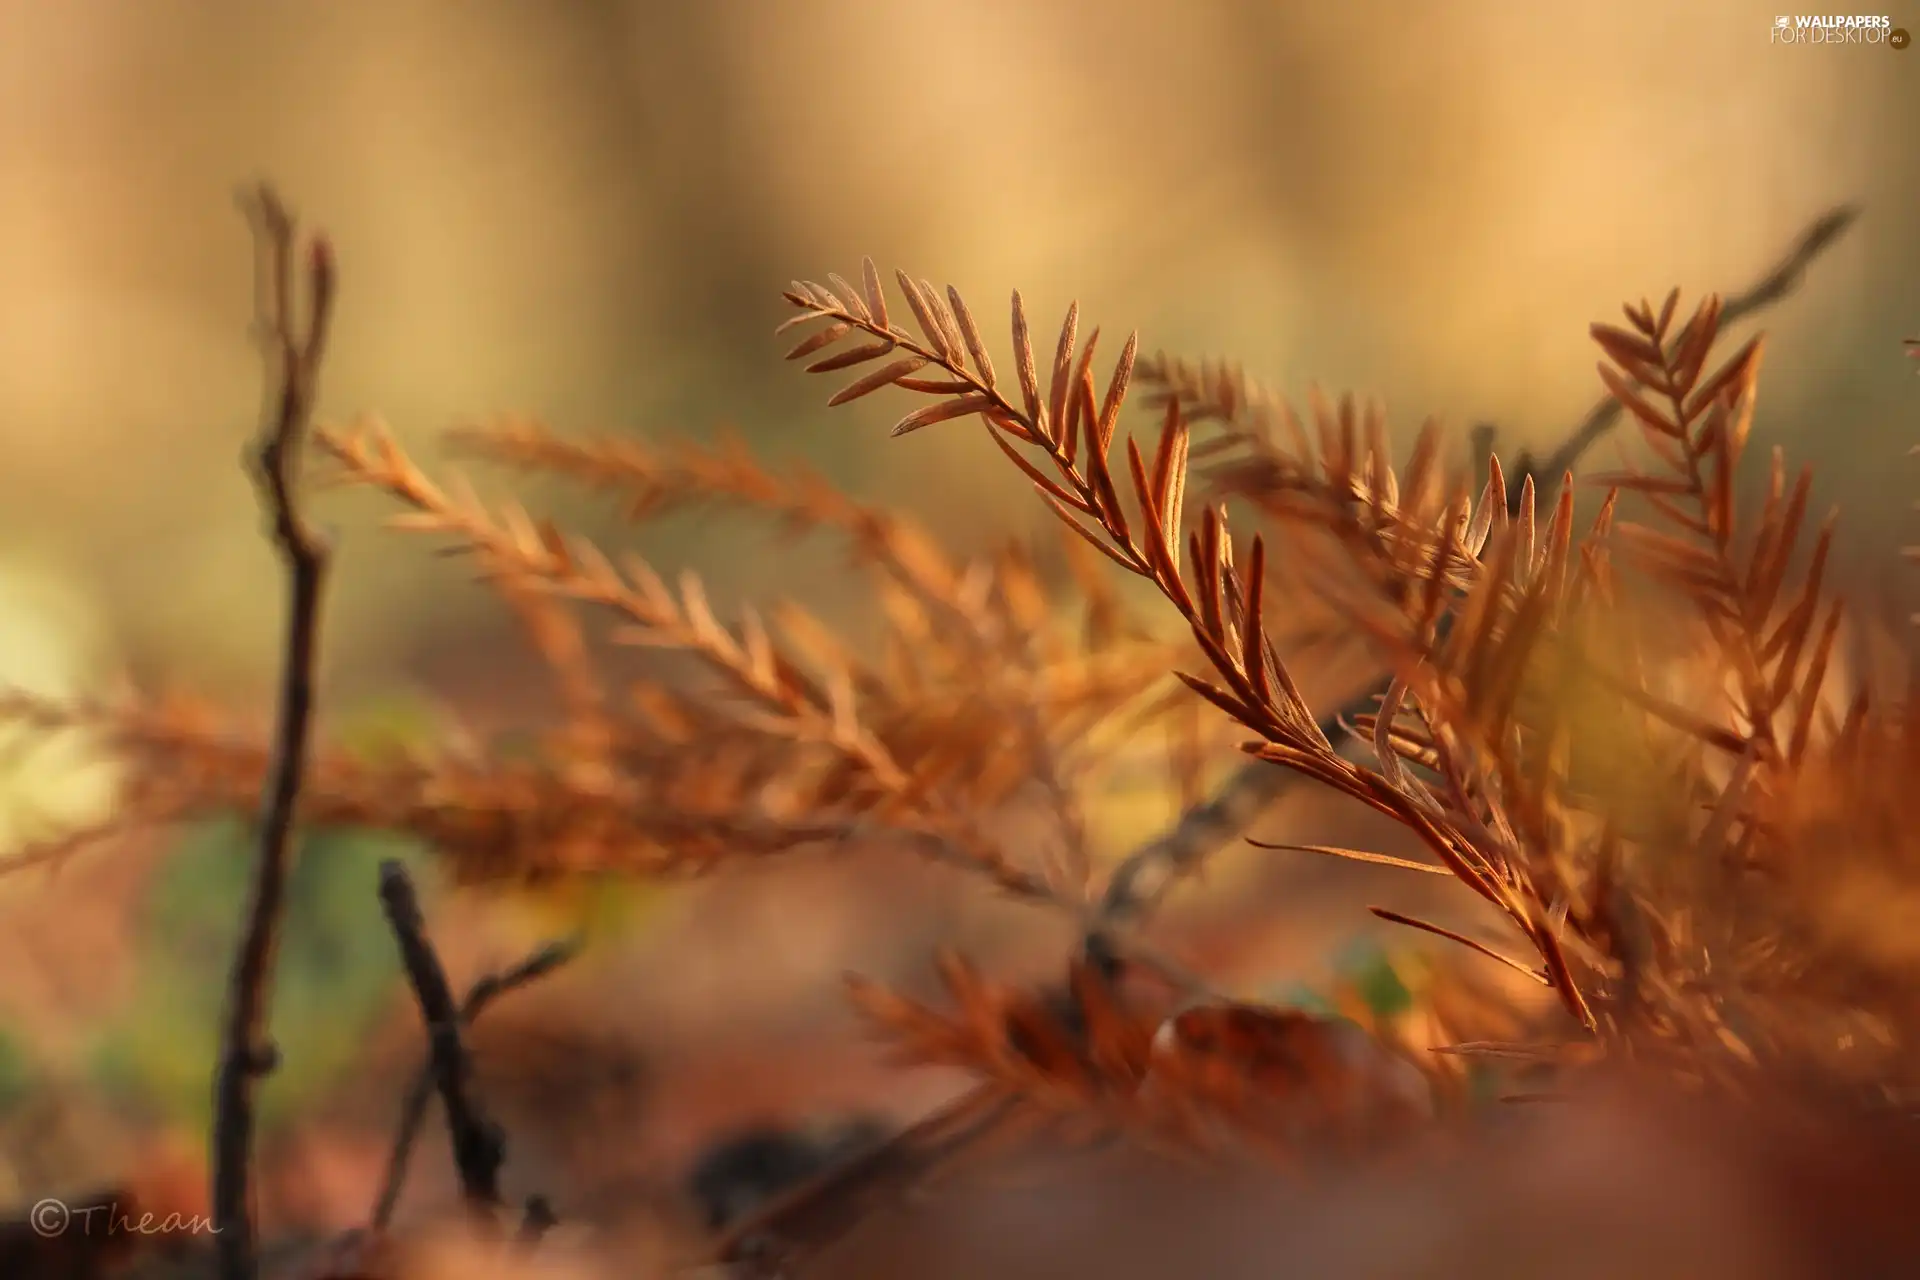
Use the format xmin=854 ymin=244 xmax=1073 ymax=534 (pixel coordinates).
xmin=17 ymin=812 xmax=1920 ymax=1280
xmin=0 ymin=760 xmax=1526 ymax=1271
xmin=315 ymin=1074 xmax=1920 ymax=1280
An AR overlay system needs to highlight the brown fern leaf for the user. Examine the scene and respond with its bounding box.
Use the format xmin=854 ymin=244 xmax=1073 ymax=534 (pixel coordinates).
xmin=447 ymin=417 xmax=974 ymax=626
xmin=1587 ymin=294 xmax=1850 ymax=778
xmin=321 ymin=418 xmax=1138 ymax=905
xmin=449 ymin=417 xmax=1183 ymax=811
xmin=322 ymin=418 xmax=907 ymax=782
xmin=1181 ymin=390 xmax=1608 ymax=953
xmin=786 ymin=263 xmax=1605 ymax=1034
xmin=787 ymin=272 xmax=1317 ymax=749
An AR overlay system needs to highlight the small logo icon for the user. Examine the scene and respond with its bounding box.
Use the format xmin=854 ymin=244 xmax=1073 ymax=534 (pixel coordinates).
xmin=1891 ymin=26 xmax=1911 ymax=48
xmin=1775 ymin=14 xmax=1792 ymax=28
xmin=29 ymin=1199 xmax=68 ymax=1239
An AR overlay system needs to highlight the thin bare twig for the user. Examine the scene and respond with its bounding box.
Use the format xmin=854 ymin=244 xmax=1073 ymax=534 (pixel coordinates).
xmin=1087 ymin=202 xmax=1862 ymax=943
xmin=212 ymin=183 xmax=337 ymax=1280
xmin=376 ymin=860 xmax=510 ymax=1226
xmin=371 ymin=936 xmax=581 ymax=1229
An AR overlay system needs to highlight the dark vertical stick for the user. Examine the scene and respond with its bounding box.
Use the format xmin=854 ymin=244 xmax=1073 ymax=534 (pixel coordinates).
xmin=211 ymin=185 xmax=337 ymax=1280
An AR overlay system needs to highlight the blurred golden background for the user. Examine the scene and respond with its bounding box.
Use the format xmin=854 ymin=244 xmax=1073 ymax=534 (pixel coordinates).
xmin=0 ymin=0 xmax=1913 ymax=706
xmin=0 ymin=1 xmax=1914 ymax=1269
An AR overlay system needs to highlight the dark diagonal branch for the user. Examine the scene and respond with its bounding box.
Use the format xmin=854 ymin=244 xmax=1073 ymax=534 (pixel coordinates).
xmin=371 ymin=935 xmax=581 ymax=1229
xmin=376 ymin=861 xmax=511 ymax=1225
xmin=212 ymin=184 xmax=337 ymax=1280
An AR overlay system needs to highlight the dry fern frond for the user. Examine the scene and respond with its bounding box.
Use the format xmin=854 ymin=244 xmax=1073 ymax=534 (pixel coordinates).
xmin=323 ymin=419 xmax=912 ymax=790
xmin=446 ymin=416 xmax=1194 ymax=893
xmin=787 ymin=257 xmax=1920 ymax=1107
xmin=784 ymin=261 xmax=1603 ymax=1033
xmin=447 ymin=418 xmax=1179 ymax=704
xmin=445 ymin=417 xmax=974 ymax=634
xmin=314 ymin=419 xmax=1135 ymax=904
xmin=1585 ymin=295 xmax=1847 ymax=777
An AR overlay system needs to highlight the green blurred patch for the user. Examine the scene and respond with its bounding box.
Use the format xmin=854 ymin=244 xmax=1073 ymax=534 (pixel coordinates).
xmin=87 ymin=816 xmax=439 ymax=1133
xmin=1334 ymin=939 xmax=1417 ymax=1020
xmin=1263 ymin=939 xmax=1419 ymax=1022
xmin=1464 ymin=1059 xmax=1505 ymax=1106
xmin=0 ymin=1026 xmax=38 ymax=1115
xmin=329 ymin=689 xmax=446 ymax=763
xmin=498 ymin=875 xmax=661 ymax=947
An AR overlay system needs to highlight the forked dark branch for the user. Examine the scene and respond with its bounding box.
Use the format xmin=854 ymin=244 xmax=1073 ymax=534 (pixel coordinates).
xmin=370 ymin=932 xmax=579 ymax=1229
xmin=376 ymin=860 xmax=510 ymax=1224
